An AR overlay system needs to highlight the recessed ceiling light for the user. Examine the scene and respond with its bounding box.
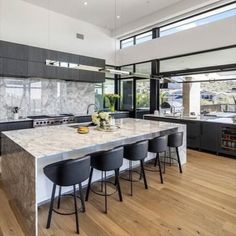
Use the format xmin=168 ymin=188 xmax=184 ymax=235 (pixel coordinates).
xmin=117 ymin=15 xmax=120 ymax=19
xmin=84 ymin=1 xmax=88 ymax=5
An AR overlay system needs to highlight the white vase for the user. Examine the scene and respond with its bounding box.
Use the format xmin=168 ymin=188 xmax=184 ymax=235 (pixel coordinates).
xmin=13 ymin=113 xmax=19 ymax=120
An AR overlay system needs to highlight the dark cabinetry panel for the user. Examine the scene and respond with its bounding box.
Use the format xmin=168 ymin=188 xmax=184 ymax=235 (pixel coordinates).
xmin=2 ymin=58 xmax=28 ymax=77
xmin=0 ymin=58 xmax=2 ymax=74
xmin=28 ymin=61 xmax=45 ymax=77
xmin=80 ymin=55 xmax=105 ymax=68
xmin=79 ymin=70 xmax=105 ymax=83
xmin=0 ymin=41 xmax=28 ymax=60
xmin=200 ymin=123 xmax=218 ymax=152
xmin=28 ymin=46 xmax=47 ymax=62
xmin=186 ymin=121 xmax=200 ymax=149
xmin=0 ymin=40 xmax=105 ymax=82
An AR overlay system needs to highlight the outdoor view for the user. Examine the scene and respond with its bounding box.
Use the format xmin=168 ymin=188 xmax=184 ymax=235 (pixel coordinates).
xmin=160 ymin=71 xmax=236 ymax=114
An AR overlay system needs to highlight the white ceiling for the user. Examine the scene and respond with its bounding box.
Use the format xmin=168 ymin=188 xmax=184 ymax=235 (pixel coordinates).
xmin=21 ymin=0 xmax=231 ymax=36
xmin=20 ymin=0 xmax=190 ymax=30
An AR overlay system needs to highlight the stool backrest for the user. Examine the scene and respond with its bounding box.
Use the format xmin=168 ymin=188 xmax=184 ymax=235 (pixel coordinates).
xmin=124 ymin=140 xmax=148 ymax=161
xmin=168 ymin=132 xmax=183 ymax=147
xmin=149 ymin=135 xmax=168 ymax=153
xmin=44 ymin=156 xmax=90 ymax=186
xmin=91 ymin=147 xmax=123 ymax=171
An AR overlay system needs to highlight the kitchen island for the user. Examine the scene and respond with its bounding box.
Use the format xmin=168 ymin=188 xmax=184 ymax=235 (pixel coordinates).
xmin=1 ymin=118 xmax=186 ymax=236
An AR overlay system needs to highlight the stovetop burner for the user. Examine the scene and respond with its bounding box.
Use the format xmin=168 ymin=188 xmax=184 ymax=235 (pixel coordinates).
xmin=27 ymin=114 xmax=75 ymax=127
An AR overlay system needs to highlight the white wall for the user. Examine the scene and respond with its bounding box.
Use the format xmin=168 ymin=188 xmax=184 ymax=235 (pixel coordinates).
xmin=0 ymin=0 xmax=115 ymax=64
xmin=117 ymin=16 xmax=236 ymax=66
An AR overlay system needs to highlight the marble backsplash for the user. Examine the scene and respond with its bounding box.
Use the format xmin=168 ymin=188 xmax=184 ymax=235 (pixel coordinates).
xmin=0 ymin=77 xmax=95 ymax=119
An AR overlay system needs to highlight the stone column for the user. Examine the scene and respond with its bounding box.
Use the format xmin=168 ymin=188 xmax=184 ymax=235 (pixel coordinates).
xmin=183 ymin=77 xmax=200 ymax=116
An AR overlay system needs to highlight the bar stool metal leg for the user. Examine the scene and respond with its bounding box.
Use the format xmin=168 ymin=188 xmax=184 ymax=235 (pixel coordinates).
xmin=85 ymin=167 xmax=94 ymax=201
xmin=46 ymin=183 xmax=56 ymax=229
xmin=73 ymin=185 xmax=79 ymax=234
xmin=115 ymin=169 xmax=123 ymax=202
xmin=140 ymin=160 xmax=148 ymax=189
xmin=163 ymin=151 xmax=167 ymax=174
xmin=156 ymin=153 xmax=163 ymax=184
xmin=176 ymin=147 xmax=183 ymax=173
xmin=79 ymin=183 xmax=86 ymax=212
xmin=104 ymin=171 xmax=108 ymax=214
xmin=57 ymin=186 xmax=61 ymax=209
xmin=129 ymin=161 xmax=133 ymax=196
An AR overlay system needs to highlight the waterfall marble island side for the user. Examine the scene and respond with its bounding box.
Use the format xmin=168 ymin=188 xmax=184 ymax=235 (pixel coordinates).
xmin=1 ymin=118 xmax=186 ymax=236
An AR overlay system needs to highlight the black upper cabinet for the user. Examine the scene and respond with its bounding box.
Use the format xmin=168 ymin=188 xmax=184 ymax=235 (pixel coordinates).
xmin=28 ymin=61 xmax=46 ymax=77
xmin=0 ymin=40 xmax=105 ymax=82
xmin=28 ymin=46 xmax=47 ymax=62
xmin=0 ymin=41 xmax=28 ymax=60
xmin=3 ymin=58 xmax=28 ymax=77
xmin=0 ymin=58 xmax=3 ymax=74
xmin=79 ymin=70 xmax=105 ymax=83
xmin=80 ymin=55 xmax=105 ymax=68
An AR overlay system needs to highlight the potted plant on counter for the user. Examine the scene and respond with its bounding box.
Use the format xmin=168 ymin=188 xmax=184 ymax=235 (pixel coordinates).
xmin=105 ymin=94 xmax=120 ymax=112
xmin=12 ymin=106 xmax=20 ymax=120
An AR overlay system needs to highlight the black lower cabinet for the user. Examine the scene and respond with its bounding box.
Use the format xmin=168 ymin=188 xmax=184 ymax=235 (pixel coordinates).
xmin=186 ymin=121 xmax=201 ymax=149
xmin=200 ymin=122 xmax=219 ymax=152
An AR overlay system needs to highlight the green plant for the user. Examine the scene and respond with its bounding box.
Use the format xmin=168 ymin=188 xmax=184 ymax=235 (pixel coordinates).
xmin=105 ymin=94 xmax=120 ymax=112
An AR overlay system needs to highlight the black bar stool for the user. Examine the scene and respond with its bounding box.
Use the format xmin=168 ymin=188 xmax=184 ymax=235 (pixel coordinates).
xmin=85 ymin=147 xmax=123 ymax=214
xmin=123 ymin=140 xmax=148 ymax=196
xmin=148 ymin=135 xmax=168 ymax=184
xmin=43 ymin=156 xmax=90 ymax=234
xmin=167 ymin=132 xmax=183 ymax=173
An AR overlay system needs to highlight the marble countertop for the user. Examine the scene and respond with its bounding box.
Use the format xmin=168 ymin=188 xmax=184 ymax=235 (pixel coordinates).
xmin=144 ymin=114 xmax=236 ymax=125
xmin=2 ymin=118 xmax=184 ymax=159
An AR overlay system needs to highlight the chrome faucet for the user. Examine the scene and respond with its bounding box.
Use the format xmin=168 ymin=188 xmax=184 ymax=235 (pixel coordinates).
xmin=87 ymin=103 xmax=99 ymax=114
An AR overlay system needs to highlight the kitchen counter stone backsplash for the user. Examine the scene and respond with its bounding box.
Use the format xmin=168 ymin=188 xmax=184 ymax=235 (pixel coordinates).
xmin=0 ymin=77 xmax=95 ymax=120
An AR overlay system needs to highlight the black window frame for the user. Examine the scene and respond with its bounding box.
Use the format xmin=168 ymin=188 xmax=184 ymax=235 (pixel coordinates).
xmin=119 ymin=2 xmax=236 ymax=49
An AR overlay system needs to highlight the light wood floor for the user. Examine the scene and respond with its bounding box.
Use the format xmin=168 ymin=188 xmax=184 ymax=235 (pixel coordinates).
xmin=1 ymin=150 xmax=236 ymax=236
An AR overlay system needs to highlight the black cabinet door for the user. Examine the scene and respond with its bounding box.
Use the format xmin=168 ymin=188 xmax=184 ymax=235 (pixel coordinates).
xmin=0 ymin=57 xmax=3 ymax=74
xmin=80 ymin=55 xmax=105 ymax=68
xmin=79 ymin=70 xmax=105 ymax=83
xmin=46 ymin=49 xmax=58 ymax=61
xmin=186 ymin=121 xmax=201 ymax=149
xmin=3 ymin=58 xmax=28 ymax=77
xmin=28 ymin=46 xmax=47 ymax=63
xmin=200 ymin=122 xmax=218 ymax=152
xmin=28 ymin=61 xmax=46 ymax=77
xmin=0 ymin=41 xmax=28 ymax=60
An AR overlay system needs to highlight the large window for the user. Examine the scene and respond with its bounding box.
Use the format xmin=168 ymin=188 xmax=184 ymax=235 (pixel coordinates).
xmin=160 ymin=3 xmax=236 ymax=37
xmin=136 ymin=31 xmax=152 ymax=45
xmin=95 ymin=66 xmax=116 ymax=110
xmin=120 ymin=38 xmax=134 ymax=49
xmin=120 ymin=31 xmax=152 ymax=49
xmin=136 ymin=79 xmax=150 ymax=109
xmin=120 ymin=3 xmax=236 ymax=49
xmin=160 ymin=47 xmax=236 ymax=74
xmin=120 ymin=79 xmax=133 ymax=110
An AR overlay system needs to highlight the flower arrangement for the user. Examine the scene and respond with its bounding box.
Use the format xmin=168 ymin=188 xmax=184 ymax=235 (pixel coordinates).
xmin=105 ymin=94 xmax=120 ymax=112
xmin=92 ymin=112 xmax=111 ymax=129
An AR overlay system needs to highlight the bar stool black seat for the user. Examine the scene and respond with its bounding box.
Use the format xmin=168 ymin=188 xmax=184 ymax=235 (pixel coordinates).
xmin=167 ymin=132 xmax=183 ymax=173
xmin=148 ymin=135 xmax=168 ymax=184
xmin=123 ymin=140 xmax=148 ymax=196
xmin=43 ymin=156 xmax=90 ymax=234
xmin=85 ymin=147 xmax=123 ymax=214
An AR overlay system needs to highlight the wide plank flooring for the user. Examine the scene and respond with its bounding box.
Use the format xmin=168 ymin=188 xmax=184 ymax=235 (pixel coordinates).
xmin=1 ymin=150 xmax=236 ymax=236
